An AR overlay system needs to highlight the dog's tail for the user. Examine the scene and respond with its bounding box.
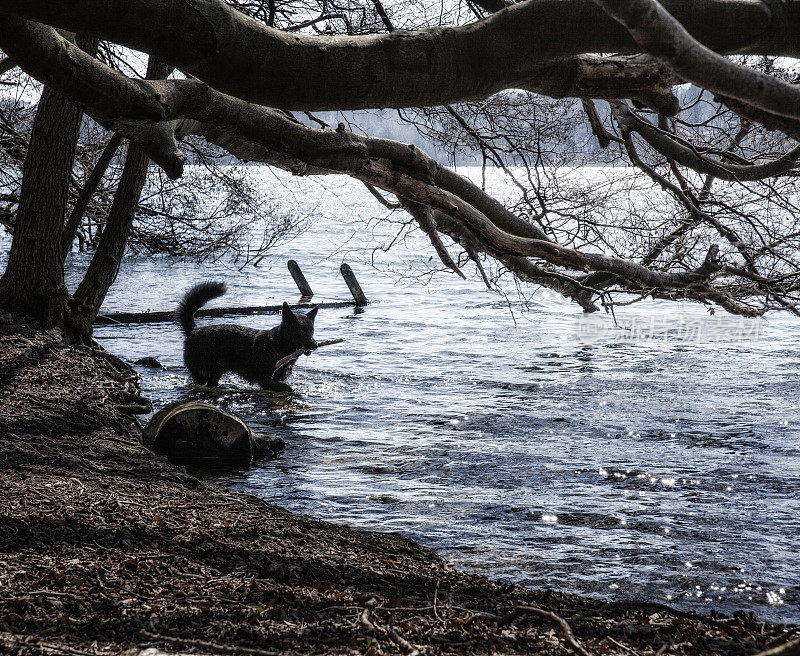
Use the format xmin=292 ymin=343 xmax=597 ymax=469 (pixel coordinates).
xmin=177 ymin=281 xmax=226 ymax=336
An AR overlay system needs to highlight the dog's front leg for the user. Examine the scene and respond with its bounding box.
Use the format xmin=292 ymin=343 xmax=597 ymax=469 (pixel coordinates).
xmin=259 ymin=377 xmax=294 ymax=394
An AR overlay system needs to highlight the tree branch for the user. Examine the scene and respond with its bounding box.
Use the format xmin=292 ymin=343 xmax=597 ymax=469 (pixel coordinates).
xmin=592 ymin=0 xmax=800 ymax=120
xmin=612 ymin=103 xmax=757 ymax=270
xmin=0 ymin=0 xmax=790 ymax=111
xmin=61 ymin=133 xmax=123 ymax=258
xmin=67 ymin=57 xmax=173 ymax=341
xmin=399 ymin=197 xmax=466 ymax=278
xmin=0 ymin=16 xmax=184 ymax=178
xmin=717 ymin=94 xmax=800 ymax=142
xmin=3 ymin=11 xmax=773 ymax=315
xmin=613 ymin=102 xmax=800 ymax=181
xmin=434 ymin=211 xmax=601 ymax=311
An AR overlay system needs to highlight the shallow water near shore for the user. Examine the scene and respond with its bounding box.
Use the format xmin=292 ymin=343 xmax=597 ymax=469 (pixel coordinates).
xmin=10 ymin=165 xmax=799 ymax=623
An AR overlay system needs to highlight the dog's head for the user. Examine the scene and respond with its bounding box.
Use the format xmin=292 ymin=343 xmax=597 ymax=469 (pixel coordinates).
xmin=280 ymin=302 xmax=319 ymax=352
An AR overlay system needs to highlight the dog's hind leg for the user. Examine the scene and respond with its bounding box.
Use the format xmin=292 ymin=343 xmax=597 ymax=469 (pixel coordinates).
xmin=188 ymin=364 xmax=219 ymax=388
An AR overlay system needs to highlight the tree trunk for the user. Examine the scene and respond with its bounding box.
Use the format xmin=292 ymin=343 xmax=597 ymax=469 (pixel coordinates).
xmin=0 ymin=35 xmax=98 ymax=329
xmin=61 ymin=132 xmax=123 ymax=259
xmin=67 ymin=57 xmax=170 ymax=343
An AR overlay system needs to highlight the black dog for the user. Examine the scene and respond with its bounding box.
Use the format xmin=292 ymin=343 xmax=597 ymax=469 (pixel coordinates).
xmin=178 ymin=281 xmax=318 ymax=392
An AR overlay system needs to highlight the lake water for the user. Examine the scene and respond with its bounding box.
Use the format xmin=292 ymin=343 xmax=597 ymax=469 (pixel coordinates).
xmin=32 ymin=166 xmax=800 ymax=622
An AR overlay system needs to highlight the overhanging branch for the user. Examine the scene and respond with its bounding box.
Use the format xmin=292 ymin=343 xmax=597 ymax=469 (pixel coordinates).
xmin=0 ymin=11 xmax=780 ymax=315
xmin=592 ymin=0 xmax=800 ymax=121
xmin=0 ymin=0 xmax=792 ymax=110
xmin=613 ymin=102 xmax=800 ymax=181
xmin=0 ymin=16 xmax=184 ymax=178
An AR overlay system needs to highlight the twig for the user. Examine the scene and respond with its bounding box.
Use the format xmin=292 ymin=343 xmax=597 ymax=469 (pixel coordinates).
xmin=508 ymin=606 xmax=594 ymax=656
xmin=359 ymin=599 xmax=378 ymax=632
xmin=607 ymin=635 xmax=642 ymax=655
xmin=389 ymin=629 xmax=419 ymax=655
xmin=602 ymin=600 xmax=732 ymax=630
xmin=363 ymin=181 xmax=402 ymax=209
xmin=433 ymin=580 xmax=442 ymax=621
xmin=437 ymin=604 xmax=593 ymax=656
xmin=0 ymin=633 xmax=97 ymax=656
xmin=140 ymin=631 xmax=279 ymax=656
xmin=272 ymin=338 xmax=345 ymax=375
xmin=359 ymin=599 xmax=420 ymax=655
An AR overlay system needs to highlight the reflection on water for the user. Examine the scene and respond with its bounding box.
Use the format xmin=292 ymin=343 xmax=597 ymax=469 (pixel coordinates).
xmin=14 ymin=167 xmax=798 ymax=622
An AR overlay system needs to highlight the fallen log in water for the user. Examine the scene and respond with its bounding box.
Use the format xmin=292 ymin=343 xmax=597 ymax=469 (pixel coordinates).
xmin=142 ymin=400 xmax=284 ymax=467
xmin=143 ymin=401 xmax=254 ymax=466
xmin=94 ymin=301 xmax=360 ymax=325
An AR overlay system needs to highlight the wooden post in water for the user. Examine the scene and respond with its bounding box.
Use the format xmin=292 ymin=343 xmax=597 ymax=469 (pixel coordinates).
xmin=287 ymin=259 xmax=314 ymax=299
xmin=340 ymin=263 xmax=368 ymax=307
xmin=93 ymin=263 xmax=371 ymax=325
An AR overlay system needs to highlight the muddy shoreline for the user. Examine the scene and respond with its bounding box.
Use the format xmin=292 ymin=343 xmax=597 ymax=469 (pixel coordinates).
xmin=1 ymin=327 xmax=798 ymax=655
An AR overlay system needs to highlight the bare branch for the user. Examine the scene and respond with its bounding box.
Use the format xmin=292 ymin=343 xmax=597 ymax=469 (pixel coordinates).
xmin=400 ymin=197 xmax=466 ymax=279
xmin=592 ymin=0 xmax=800 ymax=120
xmin=0 ymin=16 xmax=184 ymax=178
xmin=61 ymin=133 xmax=122 ymax=258
xmin=718 ymin=94 xmax=800 ymax=142
xmin=363 ymin=182 xmax=402 ymax=209
xmin=581 ymin=99 xmax=619 ymax=149
xmin=613 ymin=102 xmax=800 ymax=181
xmin=434 ymin=211 xmax=601 ymax=311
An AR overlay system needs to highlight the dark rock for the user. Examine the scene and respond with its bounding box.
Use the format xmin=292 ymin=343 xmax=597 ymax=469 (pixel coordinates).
xmin=253 ymin=434 xmax=286 ymax=459
xmin=134 ymin=356 xmax=164 ymax=368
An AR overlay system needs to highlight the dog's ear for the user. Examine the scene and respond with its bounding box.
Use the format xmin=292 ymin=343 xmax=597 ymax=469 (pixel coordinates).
xmin=306 ymin=305 xmax=319 ymax=322
xmin=281 ymin=301 xmax=298 ymax=325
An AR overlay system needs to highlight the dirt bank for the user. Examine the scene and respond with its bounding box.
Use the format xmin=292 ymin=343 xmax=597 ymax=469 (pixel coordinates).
xmin=1 ymin=327 xmax=798 ymax=656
